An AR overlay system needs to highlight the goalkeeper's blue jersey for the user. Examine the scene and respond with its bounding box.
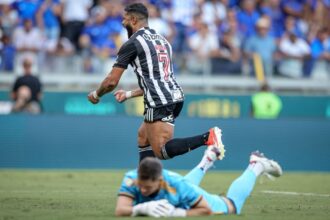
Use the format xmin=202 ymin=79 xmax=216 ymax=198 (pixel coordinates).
xmin=118 ymin=169 xmax=227 ymax=213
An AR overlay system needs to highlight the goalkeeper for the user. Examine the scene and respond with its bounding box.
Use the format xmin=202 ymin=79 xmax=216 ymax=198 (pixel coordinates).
xmin=115 ymin=146 xmax=282 ymax=217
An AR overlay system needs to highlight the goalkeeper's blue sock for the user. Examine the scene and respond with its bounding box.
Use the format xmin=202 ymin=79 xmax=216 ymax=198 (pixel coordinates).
xmin=226 ymin=169 xmax=257 ymax=214
xmin=138 ymin=145 xmax=155 ymax=163
xmin=183 ymin=166 xmax=205 ymax=186
xmin=160 ymin=133 xmax=209 ymax=159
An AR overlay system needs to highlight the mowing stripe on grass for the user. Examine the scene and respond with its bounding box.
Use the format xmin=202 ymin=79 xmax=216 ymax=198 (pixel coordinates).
xmin=261 ymin=190 xmax=330 ymax=197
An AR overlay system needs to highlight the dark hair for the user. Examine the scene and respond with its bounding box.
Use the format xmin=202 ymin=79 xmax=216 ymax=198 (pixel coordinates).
xmin=124 ymin=3 xmax=148 ymax=19
xmin=138 ymin=157 xmax=162 ymax=181
xmin=318 ymin=27 xmax=329 ymax=34
xmin=260 ymin=82 xmax=270 ymax=91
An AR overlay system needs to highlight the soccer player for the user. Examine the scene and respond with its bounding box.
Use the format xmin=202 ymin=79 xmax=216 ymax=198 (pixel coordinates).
xmin=115 ymin=146 xmax=282 ymax=217
xmin=87 ymin=3 xmax=224 ymax=162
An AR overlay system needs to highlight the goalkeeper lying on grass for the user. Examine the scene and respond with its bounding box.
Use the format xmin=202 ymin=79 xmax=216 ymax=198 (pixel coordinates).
xmin=115 ymin=145 xmax=282 ymax=217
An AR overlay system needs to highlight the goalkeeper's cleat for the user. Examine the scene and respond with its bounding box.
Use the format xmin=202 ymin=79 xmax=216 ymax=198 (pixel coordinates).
xmin=250 ymin=151 xmax=283 ymax=178
xmin=205 ymin=127 xmax=225 ymax=160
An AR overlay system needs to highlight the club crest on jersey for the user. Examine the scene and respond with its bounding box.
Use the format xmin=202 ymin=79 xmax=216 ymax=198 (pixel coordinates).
xmin=125 ymin=178 xmax=134 ymax=187
xmin=143 ymin=33 xmax=166 ymax=42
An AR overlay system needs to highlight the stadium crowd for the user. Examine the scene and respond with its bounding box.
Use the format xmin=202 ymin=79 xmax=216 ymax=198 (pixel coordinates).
xmin=0 ymin=0 xmax=329 ymax=78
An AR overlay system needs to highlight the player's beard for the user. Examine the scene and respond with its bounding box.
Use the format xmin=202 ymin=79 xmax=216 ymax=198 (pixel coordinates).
xmin=125 ymin=24 xmax=133 ymax=38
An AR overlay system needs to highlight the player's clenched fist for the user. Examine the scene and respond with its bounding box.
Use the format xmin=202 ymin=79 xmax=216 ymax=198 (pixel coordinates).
xmin=114 ymin=90 xmax=128 ymax=103
xmin=88 ymin=90 xmax=100 ymax=104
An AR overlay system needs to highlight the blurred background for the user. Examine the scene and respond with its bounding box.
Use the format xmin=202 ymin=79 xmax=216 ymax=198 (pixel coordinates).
xmin=0 ymin=0 xmax=329 ymax=171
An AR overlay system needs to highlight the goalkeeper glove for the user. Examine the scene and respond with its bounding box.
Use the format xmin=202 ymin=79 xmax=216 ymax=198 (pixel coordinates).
xmin=155 ymin=201 xmax=187 ymax=217
xmin=170 ymin=208 xmax=187 ymax=217
xmin=131 ymin=199 xmax=175 ymax=217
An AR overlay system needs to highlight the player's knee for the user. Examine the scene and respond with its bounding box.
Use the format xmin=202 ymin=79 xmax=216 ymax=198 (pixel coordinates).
xmin=147 ymin=144 xmax=166 ymax=159
xmin=150 ymin=144 xmax=171 ymax=160
xmin=137 ymin=127 xmax=145 ymax=139
xmin=149 ymin=136 xmax=170 ymax=159
xmin=138 ymin=130 xmax=148 ymax=146
xmin=153 ymin=148 xmax=164 ymax=159
xmin=138 ymin=136 xmax=148 ymax=146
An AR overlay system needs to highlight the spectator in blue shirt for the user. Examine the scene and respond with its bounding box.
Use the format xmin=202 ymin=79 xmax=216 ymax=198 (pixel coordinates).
xmin=243 ymin=17 xmax=277 ymax=76
xmin=11 ymin=0 xmax=40 ymax=24
xmin=281 ymin=0 xmax=305 ymax=18
xmin=80 ymin=6 xmax=117 ymax=51
xmin=311 ymin=28 xmax=330 ymax=59
xmin=0 ymin=35 xmax=16 ymax=71
xmin=236 ymin=0 xmax=260 ymax=41
xmin=79 ymin=6 xmax=118 ymax=73
xmin=260 ymin=0 xmax=286 ymax=39
xmin=281 ymin=0 xmax=309 ymax=38
xmin=309 ymin=27 xmax=330 ymax=77
xmin=104 ymin=1 xmax=123 ymax=42
xmin=230 ymin=0 xmax=240 ymax=8
xmin=36 ymin=0 xmax=61 ymax=53
xmin=148 ymin=0 xmax=172 ymax=9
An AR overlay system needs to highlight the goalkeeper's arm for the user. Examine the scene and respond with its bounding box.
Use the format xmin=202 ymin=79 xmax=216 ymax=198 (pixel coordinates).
xmin=115 ymin=195 xmax=135 ymax=216
xmin=115 ymin=195 xmax=212 ymax=217
xmin=185 ymin=197 xmax=212 ymax=216
xmin=162 ymin=197 xmax=212 ymax=217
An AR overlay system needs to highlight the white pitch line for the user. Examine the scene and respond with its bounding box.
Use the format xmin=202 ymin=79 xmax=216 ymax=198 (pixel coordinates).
xmin=261 ymin=190 xmax=330 ymax=198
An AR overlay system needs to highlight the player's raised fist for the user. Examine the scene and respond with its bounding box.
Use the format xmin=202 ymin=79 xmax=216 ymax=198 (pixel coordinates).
xmin=114 ymin=90 xmax=127 ymax=103
xmin=88 ymin=90 xmax=100 ymax=104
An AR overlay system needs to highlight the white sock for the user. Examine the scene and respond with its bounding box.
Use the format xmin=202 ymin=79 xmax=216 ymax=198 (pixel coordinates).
xmin=197 ymin=154 xmax=215 ymax=173
xmin=248 ymin=162 xmax=264 ymax=177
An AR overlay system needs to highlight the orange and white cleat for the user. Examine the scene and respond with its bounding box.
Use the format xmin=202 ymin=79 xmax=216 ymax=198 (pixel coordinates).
xmin=205 ymin=127 xmax=225 ymax=160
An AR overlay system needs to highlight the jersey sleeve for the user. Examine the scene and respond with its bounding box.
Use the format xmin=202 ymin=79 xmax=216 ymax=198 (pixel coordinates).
xmin=118 ymin=174 xmax=137 ymax=199
xmin=113 ymin=40 xmax=137 ymax=69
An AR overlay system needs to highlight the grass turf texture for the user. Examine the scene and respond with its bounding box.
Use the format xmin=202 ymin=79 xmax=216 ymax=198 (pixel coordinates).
xmin=0 ymin=170 xmax=329 ymax=220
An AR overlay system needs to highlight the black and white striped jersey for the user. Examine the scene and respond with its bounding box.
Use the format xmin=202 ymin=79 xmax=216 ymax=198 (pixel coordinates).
xmin=113 ymin=27 xmax=184 ymax=108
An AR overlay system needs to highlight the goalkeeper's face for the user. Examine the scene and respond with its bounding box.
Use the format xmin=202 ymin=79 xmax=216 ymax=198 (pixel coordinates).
xmin=138 ymin=178 xmax=162 ymax=197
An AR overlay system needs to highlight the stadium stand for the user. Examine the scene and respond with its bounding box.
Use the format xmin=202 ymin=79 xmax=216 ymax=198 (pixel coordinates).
xmin=0 ymin=0 xmax=329 ymax=94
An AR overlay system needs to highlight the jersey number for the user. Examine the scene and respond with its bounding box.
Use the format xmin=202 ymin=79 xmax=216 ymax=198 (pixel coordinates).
xmin=158 ymin=53 xmax=170 ymax=82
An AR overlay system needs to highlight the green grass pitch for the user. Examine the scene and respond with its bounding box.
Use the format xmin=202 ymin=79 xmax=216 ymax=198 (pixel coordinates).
xmin=0 ymin=170 xmax=329 ymax=220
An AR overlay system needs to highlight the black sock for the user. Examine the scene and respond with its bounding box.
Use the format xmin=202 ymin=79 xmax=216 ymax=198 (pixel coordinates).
xmin=161 ymin=132 xmax=209 ymax=159
xmin=139 ymin=145 xmax=155 ymax=163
